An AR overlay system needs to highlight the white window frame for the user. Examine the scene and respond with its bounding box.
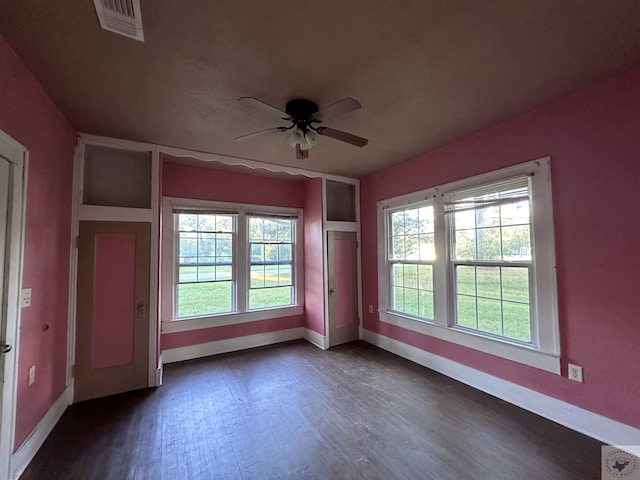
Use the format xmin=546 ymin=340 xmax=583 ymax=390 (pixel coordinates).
xmin=377 ymin=158 xmax=560 ymax=373
xmin=161 ymin=197 xmax=304 ymax=333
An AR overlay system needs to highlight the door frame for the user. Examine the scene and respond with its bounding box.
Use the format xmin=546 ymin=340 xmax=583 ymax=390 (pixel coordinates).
xmin=0 ymin=130 xmax=27 ymax=480
xmin=322 ymin=178 xmax=362 ymax=348
xmin=67 ymin=136 xmax=161 ymax=400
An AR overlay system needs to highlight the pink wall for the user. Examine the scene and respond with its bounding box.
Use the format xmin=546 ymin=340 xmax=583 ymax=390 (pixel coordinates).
xmin=0 ymin=36 xmax=76 ymax=448
xmin=161 ymin=159 xmax=307 ymax=349
xmin=303 ymin=178 xmax=325 ymax=334
xmin=360 ymin=66 xmax=640 ymax=428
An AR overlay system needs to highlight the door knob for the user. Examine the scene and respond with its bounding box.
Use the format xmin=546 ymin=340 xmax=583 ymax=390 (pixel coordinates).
xmin=136 ymin=302 xmax=146 ymax=319
xmin=0 ymin=344 xmax=12 ymax=354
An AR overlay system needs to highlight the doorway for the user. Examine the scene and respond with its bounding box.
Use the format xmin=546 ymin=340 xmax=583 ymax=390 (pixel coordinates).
xmin=0 ymin=131 xmax=26 ymax=480
xmin=327 ymin=231 xmax=359 ymax=347
xmin=74 ymin=221 xmax=151 ymax=402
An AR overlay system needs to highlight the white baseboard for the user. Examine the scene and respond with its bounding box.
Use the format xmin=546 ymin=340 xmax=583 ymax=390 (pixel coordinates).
xmin=303 ymin=328 xmax=327 ymax=349
xmin=10 ymin=385 xmax=72 ymax=480
xmin=362 ymin=329 xmax=640 ymax=456
xmin=162 ymin=327 xmax=304 ymax=364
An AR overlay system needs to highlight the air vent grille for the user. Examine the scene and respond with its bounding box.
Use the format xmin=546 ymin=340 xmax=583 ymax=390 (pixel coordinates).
xmin=93 ymin=0 xmax=144 ymax=42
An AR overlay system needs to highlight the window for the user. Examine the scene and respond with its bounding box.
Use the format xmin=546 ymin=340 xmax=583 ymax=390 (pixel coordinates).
xmin=162 ymin=198 xmax=303 ymax=332
xmin=447 ymin=178 xmax=532 ymax=343
xmin=175 ymin=212 xmax=234 ymax=318
xmin=389 ymin=205 xmax=435 ymax=319
xmin=248 ymin=216 xmax=294 ymax=310
xmin=378 ymin=159 xmax=560 ymax=373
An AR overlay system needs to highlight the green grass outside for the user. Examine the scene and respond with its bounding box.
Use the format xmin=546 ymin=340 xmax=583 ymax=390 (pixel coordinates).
xmin=391 ymin=264 xmax=531 ymax=342
xmin=177 ymin=265 xmax=292 ymax=318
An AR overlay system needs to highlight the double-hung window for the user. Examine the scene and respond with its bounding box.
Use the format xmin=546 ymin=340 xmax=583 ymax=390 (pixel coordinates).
xmin=378 ymin=159 xmax=560 ymax=373
xmin=162 ymin=198 xmax=303 ymax=332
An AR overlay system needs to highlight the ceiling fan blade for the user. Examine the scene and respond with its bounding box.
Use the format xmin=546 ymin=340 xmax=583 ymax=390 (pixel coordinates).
xmin=234 ymin=127 xmax=286 ymax=142
xmin=314 ymin=97 xmax=361 ymax=121
xmin=238 ymin=96 xmax=288 ymax=119
xmin=317 ymin=127 xmax=368 ymax=147
xmin=296 ymin=144 xmax=309 ymax=160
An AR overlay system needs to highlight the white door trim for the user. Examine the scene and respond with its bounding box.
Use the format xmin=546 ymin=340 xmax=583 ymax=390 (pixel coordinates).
xmin=0 ymin=130 xmax=27 ymax=480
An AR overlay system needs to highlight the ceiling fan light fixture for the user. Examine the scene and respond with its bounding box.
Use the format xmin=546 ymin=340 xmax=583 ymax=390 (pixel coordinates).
xmin=287 ymin=128 xmax=317 ymax=151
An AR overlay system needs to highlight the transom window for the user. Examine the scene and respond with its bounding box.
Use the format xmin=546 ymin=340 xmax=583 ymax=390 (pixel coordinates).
xmin=378 ymin=159 xmax=560 ymax=373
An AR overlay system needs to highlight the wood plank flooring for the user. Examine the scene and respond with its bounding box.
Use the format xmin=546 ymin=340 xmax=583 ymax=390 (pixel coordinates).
xmin=20 ymin=340 xmax=602 ymax=479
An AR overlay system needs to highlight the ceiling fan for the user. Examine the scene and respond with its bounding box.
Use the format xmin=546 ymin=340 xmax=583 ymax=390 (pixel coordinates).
xmin=235 ymin=96 xmax=368 ymax=159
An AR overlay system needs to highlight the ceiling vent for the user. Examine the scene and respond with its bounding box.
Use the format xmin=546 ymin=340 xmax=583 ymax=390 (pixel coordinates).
xmin=93 ymin=0 xmax=144 ymax=42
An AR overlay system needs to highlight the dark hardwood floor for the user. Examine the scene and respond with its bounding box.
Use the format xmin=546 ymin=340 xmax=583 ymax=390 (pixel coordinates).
xmin=20 ymin=340 xmax=602 ymax=479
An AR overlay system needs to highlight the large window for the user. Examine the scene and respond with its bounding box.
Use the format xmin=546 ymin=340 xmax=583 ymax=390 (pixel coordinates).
xmin=162 ymin=199 xmax=303 ymax=332
xmin=378 ymin=159 xmax=560 ymax=373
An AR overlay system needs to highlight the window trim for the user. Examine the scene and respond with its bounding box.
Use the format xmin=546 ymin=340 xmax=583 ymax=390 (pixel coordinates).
xmin=161 ymin=197 xmax=304 ymax=333
xmin=377 ymin=158 xmax=560 ymax=373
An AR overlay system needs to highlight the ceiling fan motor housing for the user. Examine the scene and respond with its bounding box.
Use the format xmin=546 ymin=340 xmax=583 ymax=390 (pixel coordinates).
xmin=285 ymin=99 xmax=319 ymax=124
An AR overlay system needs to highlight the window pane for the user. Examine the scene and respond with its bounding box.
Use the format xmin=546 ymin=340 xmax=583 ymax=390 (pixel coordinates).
xmin=179 ymin=266 xmax=197 ymax=283
xmin=264 ymin=244 xmax=278 ymax=262
xmin=264 ymin=219 xmax=278 ymax=241
xmin=455 ymin=209 xmax=475 ymax=230
xmin=404 ymin=208 xmax=420 ymax=234
xmin=249 ymin=286 xmax=292 ymax=309
xmin=500 ymin=200 xmax=529 ymax=226
xmin=392 ymin=235 xmax=405 ymax=260
xmin=454 ymin=229 xmax=476 ymax=261
xmin=475 ymin=204 xmax=500 ymax=228
xmin=197 ymin=265 xmax=215 ymax=281
xmin=455 ymin=266 xmax=476 ymax=296
xmin=477 ymin=227 xmax=501 ymax=261
xmin=503 ymin=302 xmax=531 ymax=342
xmin=216 ymin=262 xmax=232 ymax=281
xmin=251 ymin=244 xmax=264 ymax=262
xmin=391 ymin=211 xmax=405 ymax=236
xmin=404 ymin=288 xmax=419 ymax=316
xmin=264 ymin=263 xmax=279 ymax=286
xmin=417 ymin=265 xmax=433 ymax=291
xmin=250 ymin=265 xmax=265 ymax=288
xmin=477 ymin=298 xmax=502 ymax=335
xmin=502 ymin=225 xmax=531 ymax=261
xmin=216 ymin=215 xmax=234 ymax=233
xmin=405 ymin=235 xmax=420 ymax=260
xmin=177 ymin=281 xmax=232 ymax=317
xmin=277 ymin=220 xmax=292 ymax=241
xmin=198 ymin=214 xmax=216 ymax=232
xmin=278 ymin=244 xmax=292 ymax=262
xmin=502 ymin=267 xmax=529 ymax=303
xmin=404 ymin=264 xmax=418 ymax=288
xmin=419 ymin=291 xmax=434 ymax=320
xmin=249 ymin=217 xmax=264 ymax=241
xmin=216 ymin=234 xmax=233 ymax=257
xmin=198 ymin=233 xmax=215 ymax=256
xmin=278 ymin=264 xmax=292 ymax=285
xmin=179 ymin=233 xmax=197 ymax=259
xmin=419 ymin=234 xmax=435 ymax=261
xmin=178 ymin=214 xmax=198 ymax=231
xmin=476 ymin=266 xmax=501 ymax=299
xmin=392 ymin=264 xmax=403 ymax=287
xmin=456 ymin=295 xmax=476 ymax=329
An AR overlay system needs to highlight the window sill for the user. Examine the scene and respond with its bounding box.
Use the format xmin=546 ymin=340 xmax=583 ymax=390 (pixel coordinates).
xmin=378 ymin=310 xmax=560 ymax=374
xmin=162 ymin=305 xmax=304 ymax=333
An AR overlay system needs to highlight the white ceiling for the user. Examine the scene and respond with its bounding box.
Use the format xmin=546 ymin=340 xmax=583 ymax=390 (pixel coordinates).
xmin=2 ymin=1 xmax=640 ymax=177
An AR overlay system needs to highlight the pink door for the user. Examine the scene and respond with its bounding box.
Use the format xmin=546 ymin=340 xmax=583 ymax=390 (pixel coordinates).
xmin=75 ymin=221 xmax=150 ymax=402
xmin=327 ymin=231 xmax=359 ymax=347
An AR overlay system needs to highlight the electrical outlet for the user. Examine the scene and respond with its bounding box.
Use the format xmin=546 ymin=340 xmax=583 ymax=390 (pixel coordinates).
xmin=21 ymin=288 xmax=32 ymax=308
xmin=568 ymin=364 xmax=583 ymax=383
xmin=28 ymin=365 xmax=36 ymax=386
xmin=368 ymin=305 xmax=374 ymax=314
